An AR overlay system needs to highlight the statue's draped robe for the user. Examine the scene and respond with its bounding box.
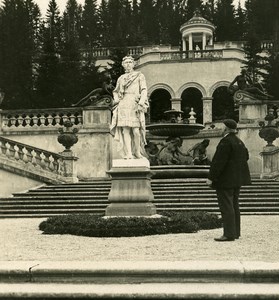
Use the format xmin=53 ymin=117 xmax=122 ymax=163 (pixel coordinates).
xmin=110 ymin=71 xmax=149 ymax=156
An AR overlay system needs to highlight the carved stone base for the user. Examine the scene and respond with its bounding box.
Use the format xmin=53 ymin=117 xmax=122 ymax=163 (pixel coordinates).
xmin=260 ymin=146 xmax=279 ymax=179
xmin=105 ymin=158 xmax=157 ymax=216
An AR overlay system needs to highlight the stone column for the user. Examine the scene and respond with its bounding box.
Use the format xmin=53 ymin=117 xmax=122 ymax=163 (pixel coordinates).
xmin=260 ymin=146 xmax=279 ymax=179
xmin=182 ymin=38 xmax=187 ymax=51
xmin=202 ymin=33 xmax=207 ymax=50
xmin=209 ymin=36 xmax=213 ymax=46
xmin=170 ymin=98 xmax=182 ymax=111
xmin=202 ymin=97 xmax=213 ymax=124
xmin=105 ymin=158 xmax=156 ymax=216
xmin=189 ymin=33 xmax=193 ymax=51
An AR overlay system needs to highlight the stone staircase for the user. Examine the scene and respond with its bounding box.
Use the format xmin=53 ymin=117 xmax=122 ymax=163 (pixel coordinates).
xmin=1 ymin=178 xmax=279 ymax=218
xmin=0 ymin=261 xmax=279 ymax=299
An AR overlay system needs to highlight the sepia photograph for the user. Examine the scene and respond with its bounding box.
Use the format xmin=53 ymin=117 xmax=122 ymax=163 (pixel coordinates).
xmin=0 ymin=0 xmax=278 ymax=298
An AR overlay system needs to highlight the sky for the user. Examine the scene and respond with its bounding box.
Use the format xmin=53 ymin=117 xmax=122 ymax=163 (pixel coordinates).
xmin=12 ymin=0 xmax=246 ymax=16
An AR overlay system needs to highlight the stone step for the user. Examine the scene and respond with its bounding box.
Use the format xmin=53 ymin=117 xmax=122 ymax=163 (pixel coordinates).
xmin=0 ymin=261 xmax=278 ymax=283
xmin=1 ymin=282 xmax=279 ymax=299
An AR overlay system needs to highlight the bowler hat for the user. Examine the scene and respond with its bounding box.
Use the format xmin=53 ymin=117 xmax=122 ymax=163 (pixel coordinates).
xmin=223 ymin=119 xmax=237 ymax=130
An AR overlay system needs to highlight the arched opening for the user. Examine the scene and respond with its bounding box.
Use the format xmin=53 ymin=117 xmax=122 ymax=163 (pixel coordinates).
xmin=149 ymin=89 xmax=171 ymax=122
xmin=212 ymin=86 xmax=236 ymax=121
xmin=181 ymin=87 xmax=203 ymax=123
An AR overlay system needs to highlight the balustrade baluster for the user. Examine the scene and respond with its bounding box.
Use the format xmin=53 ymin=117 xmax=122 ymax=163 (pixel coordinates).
xmin=62 ymin=114 xmax=69 ymax=124
xmin=39 ymin=115 xmax=46 ymax=126
xmin=14 ymin=145 xmax=20 ymax=160
xmin=2 ymin=116 xmax=8 ymax=127
xmin=77 ymin=114 xmax=82 ymax=125
xmin=48 ymin=155 xmax=55 ymax=171
xmin=54 ymin=114 xmax=61 ymax=126
xmin=22 ymin=147 xmax=30 ymax=163
xmin=17 ymin=115 xmax=23 ymax=127
xmin=0 ymin=141 xmax=2 ymax=154
xmin=25 ymin=115 xmax=31 ymax=127
xmin=10 ymin=116 xmax=16 ymax=127
xmin=5 ymin=142 xmax=11 ymax=158
xmin=70 ymin=114 xmax=76 ymax=124
xmin=40 ymin=152 xmax=46 ymax=168
xmin=32 ymin=115 xmax=39 ymax=127
xmin=47 ymin=114 xmax=54 ymax=127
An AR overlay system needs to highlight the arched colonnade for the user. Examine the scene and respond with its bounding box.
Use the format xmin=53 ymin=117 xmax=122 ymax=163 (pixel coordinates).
xmin=148 ymin=81 xmax=235 ymax=124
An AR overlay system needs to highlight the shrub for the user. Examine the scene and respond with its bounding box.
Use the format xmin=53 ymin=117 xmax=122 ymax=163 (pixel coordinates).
xmin=39 ymin=211 xmax=221 ymax=238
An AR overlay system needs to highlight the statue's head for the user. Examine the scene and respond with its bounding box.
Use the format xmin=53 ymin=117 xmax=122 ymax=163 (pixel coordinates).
xmin=122 ymin=56 xmax=135 ymax=72
xmin=241 ymin=68 xmax=247 ymax=75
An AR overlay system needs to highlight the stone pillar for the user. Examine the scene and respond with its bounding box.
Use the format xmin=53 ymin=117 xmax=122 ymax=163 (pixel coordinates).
xmin=239 ymin=101 xmax=267 ymax=123
xmin=59 ymin=150 xmax=79 ymax=183
xmin=170 ymin=98 xmax=182 ymax=111
xmin=189 ymin=33 xmax=193 ymax=51
xmin=260 ymin=146 xmax=279 ymax=179
xmin=105 ymin=158 xmax=156 ymax=216
xmin=209 ymin=36 xmax=213 ymax=46
xmin=202 ymin=33 xmax=207 ymax=50
xmin=202 ymin=97 xmax=213 ymax=124
xmin=182 ymin=38 xmax=187 ymax=51
xmin=82 ymin=106 xmax=111 ymax=128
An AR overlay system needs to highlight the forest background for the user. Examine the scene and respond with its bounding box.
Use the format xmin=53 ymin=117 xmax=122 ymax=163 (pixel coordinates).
xmin=0 ymin=0 xmax=278 ymax=109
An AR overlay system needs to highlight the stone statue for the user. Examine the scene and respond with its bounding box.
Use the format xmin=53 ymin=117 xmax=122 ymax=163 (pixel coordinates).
xmin=186 ymin=139 xmax=211 ymax=165
xmin=72 ymin=72 xmax=114 ymax=107
xmin=228 ymin=69 xmax=272 ymax=100
xmin=155 ymin=137 xmax=191 ymax=165
xmin=110 ymin=56 xmax=149 ymax=159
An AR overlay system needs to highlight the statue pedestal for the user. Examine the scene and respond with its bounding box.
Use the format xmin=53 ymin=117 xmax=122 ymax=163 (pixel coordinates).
xmin=235 ymin=90 xmax=267 ymax=123
xmin=260 ymin=146 xmax=279 ymax=179
xmin=105 ymin=158 xmax=157 ymax=216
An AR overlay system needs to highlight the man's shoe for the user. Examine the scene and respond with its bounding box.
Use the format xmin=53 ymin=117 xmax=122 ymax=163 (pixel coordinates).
xmin=214 ymin=236 xmax=235 ymax=242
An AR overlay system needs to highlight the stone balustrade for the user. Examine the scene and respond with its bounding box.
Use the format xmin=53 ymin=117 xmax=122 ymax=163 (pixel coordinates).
xmin=0 ymin=108 xmax=82 ymax=132
xmin=0 ymin=136 xmax=78 ymax=183
xmin=160 ymin=50 xmax=223 ymax=61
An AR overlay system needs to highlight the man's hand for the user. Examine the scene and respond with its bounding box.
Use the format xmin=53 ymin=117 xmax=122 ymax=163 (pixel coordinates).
xmin=206 ymin=179 xmax=213 ymax=187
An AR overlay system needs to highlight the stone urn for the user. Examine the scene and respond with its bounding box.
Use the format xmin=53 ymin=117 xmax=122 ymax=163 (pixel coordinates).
xmin=259 ymin=109 xmax=279 ymax=146
xmin=58 ymin=120 xmax=78 ymax=151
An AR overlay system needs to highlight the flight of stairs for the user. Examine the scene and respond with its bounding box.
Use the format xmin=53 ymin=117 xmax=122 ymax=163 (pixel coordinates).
xmin=0 ymin=178 xmax=279 ymax=218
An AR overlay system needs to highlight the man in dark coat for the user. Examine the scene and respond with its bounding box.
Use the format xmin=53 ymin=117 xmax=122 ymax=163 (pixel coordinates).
xmin=206 ymin=119 xmax=251 ymax=242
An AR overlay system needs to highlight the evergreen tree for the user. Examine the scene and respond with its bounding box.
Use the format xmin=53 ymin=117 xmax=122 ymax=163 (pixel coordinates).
xmin=80 ymin=0 xmax=100 ymax=51
xmin=138 ymin=0 xmax=159 ymax=44
xmin=0 ymin=0 xmax=41 ymax=109
xmin=60 ymin=0 xmax=83 ymax=106
xmin=128 ymin=0 xmax=145 ymax=45
xmin=245 ymin=0 xmax=275 ymax=41
xmin=36 ymin=0 xmax=63 ymax=107
xmin=263 ymin=51 xmax=279 ymax=98
xmin=98 ymin=0 xmax=111 ymax=46
xmin=235 ymin=1 xmax=245 ymax=40
xmin=104 ymin=0 xmax=133 ymax=47
xmin=107 ymin=47 xmax=129 ymax=83
xmin=214 ymin=0 xmax=238 ymax=41
xmin=243 ymin=32 xmax=265 ymax=83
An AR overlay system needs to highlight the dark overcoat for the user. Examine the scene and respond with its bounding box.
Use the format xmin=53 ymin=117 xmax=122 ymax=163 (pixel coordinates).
xmin=208 ymin=133 xmax=251 ymax=189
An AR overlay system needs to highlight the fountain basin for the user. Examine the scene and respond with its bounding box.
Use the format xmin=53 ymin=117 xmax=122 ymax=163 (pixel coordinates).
xmin=146 ymin=123 xmax=204 ymax=137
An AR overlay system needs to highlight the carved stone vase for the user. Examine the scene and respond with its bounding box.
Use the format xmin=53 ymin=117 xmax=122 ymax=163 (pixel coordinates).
xmin=58 ymin=120 xmax=78 ymax=151
xmin=259 ymin=110 xmax=279 ymax=146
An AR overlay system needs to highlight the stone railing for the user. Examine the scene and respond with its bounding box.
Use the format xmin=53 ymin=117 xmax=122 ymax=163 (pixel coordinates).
xmin=0 ymin=136 xmax=78 ymax=183
xmin=81 ymin=46 xmax=144 ymax=59
xmin=160 ymin=50 xmax=223 ymax=61
xmin=0 ymin=108 xmax=82 ymax=132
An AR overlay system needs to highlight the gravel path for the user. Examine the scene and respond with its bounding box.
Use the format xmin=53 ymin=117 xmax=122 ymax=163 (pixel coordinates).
xmin=0 ymin=216 xmax=278 ymax=262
